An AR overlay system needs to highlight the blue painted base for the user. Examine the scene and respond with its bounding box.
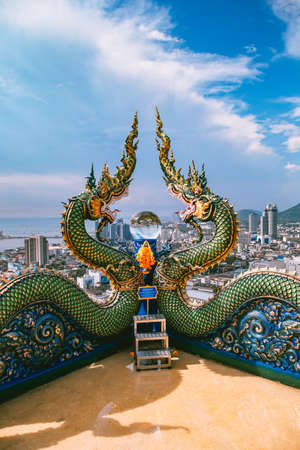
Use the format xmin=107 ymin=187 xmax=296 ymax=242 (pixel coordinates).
xmin=168 ymin=297 xmax=300 ymax=389
xmin=0 ymin=301 xmax=131 ymax=402
xmin=169 ymin=331 xmax=300 ymax=389
xmin=0 ymin=334 xmax=130 ymax=403
xmin=2 ymin=296 xmax=300 ymax=403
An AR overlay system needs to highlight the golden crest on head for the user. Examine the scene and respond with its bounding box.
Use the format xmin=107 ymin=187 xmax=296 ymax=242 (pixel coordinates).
xmin=190 ymin=179 xmax=202 ymax=197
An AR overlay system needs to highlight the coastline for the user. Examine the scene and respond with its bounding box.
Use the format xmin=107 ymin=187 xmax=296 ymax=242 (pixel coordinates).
xmin=0 ymin=237 xmax=63 ymax=251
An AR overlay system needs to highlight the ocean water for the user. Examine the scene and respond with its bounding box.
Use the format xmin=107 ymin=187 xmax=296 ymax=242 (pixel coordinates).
xmin=0 ymin=218 xmax=97 ymax=251
xmin=0 ymin=237 xmax=64 ymax=251
xmin=0 ymin=218 xmax=97 ymax=237
xmin=0 ymin=218 xmax=61 ymax=237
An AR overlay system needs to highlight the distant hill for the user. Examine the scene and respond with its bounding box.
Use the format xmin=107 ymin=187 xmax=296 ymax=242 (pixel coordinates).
xmin=278 ymin=203 xmax=300 ymax=223
xmin=237 ymin=204 xmax=300 ymax=225
xmin=237 ymin=209 xmax=261 ymax=225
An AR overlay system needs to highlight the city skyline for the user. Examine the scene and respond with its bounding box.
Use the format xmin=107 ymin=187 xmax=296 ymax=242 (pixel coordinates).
xmin=1 ymin=1 xmax=300 ymax=218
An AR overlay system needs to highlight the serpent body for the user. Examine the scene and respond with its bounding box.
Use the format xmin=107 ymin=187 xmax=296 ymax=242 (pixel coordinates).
xmin=155 ymin=109 xmax=300 ymax=337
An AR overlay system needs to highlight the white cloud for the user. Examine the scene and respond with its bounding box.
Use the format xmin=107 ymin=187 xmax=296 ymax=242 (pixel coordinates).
xmin=269 ymin=119 xmax=300 ymax=152
xmin=285 ymin=162 xmax=300 ymax=172
xmin=284 ymin=135 xmax=300 ymax=152
xmin=286 ymin=98 xmax=300 ymax=120
xmin=0 ymin=173 xmax=83 ymax=194
xmin=202 ymin=97 xmax=271 ymax=154
xmin=269 ymin=0 xmax=300 ymax=58
xmin=0 ymin=1 xmax=258 ymax=91
xmin=291 ymin=106 xmax=300 ymax=118
xmin=270 ymin=122 xmax=299 ymax=134
xmin=0 ymin=173 xmax=84 ymax=217
xmin=0 ymin=0 xmax=271 ymax=154
xmin=281 ymin=96 xmax=300 ymax=104
xmin=138 ymin=24 xmax=182 ymax=43
xmin=0 ymin=75 xmax=22 ymax=96
xmin=271 ymin=0 xmax=300 ymax=20
xmin=279 ymin=97 xmax=300 ymax=119
xmin=244 ymin=44 xmax=257 ymax=54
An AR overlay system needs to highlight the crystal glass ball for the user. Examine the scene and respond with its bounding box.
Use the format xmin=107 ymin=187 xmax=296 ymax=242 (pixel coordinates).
xmin=130 ymin=211 xmax=162 ymax=240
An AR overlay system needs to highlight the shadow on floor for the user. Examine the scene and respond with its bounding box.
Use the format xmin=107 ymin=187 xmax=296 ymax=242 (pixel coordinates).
xmin=94 ymin=416 xmax=189 ymax=437
xmin=0 ymin=348 xmax=197 ymax=449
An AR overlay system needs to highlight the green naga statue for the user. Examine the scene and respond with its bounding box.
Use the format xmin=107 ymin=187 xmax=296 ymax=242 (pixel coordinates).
xmin=155 ymin=108 xmax=300 ymax=337
xmin=0 ymin=110 xmax=300 ymax=393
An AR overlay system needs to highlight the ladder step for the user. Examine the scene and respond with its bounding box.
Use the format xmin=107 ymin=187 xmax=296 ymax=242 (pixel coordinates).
xmin=133 ymin=314 xmax=165 ymax=322
xmin=135 ymin=332 xmax=168 ymax=340
xmin=136 ymin=349 xmax=171 ymax=370
xmin=137 ymin=361 xmax=171 ymax=370
xmin=137 ymin=349 xmax=171 ymax=359
xmin=134 ymin=314 xmax=166 ymax=333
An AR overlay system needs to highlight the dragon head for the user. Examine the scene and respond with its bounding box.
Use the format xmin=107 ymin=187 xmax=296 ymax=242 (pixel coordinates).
xmin=78 ymin=113 xmax=138 ymax=223
xmin=155 ymin=107 xmax=216 ymax=224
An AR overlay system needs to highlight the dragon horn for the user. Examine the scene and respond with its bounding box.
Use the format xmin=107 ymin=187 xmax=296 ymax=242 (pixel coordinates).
xmin=199 ymin=163 xmax=207 ymax=190
xmin=108 ymin=112 xmax=138 ymax=187
xmin=191 ymin=160 xmax=201 ymax=184
xmin=86 ymin=163 xmax=97 ymax=190
xmin=192 ymin=160 xmax=197 ymax=176
xmin=190 ymin=160 xmax=208 ymax=189
xmin=90 ymin=163 xmax=95 ymax=178
xmin=155 ymin=107 xmax=185 ymax=185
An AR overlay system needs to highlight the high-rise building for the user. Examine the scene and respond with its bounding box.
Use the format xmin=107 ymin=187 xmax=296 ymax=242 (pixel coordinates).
xmin=24 ymin=238 xmax=36 ymax=266
xmin=259 ymin=204 xmax=278 ymax=240
xmin=95 ymin=219 xmax=132 ymax=241
xmin=25 ymin=235 xmax=49 ymax=266
xmin=116 ymin=219 xmax=124 ymax=241
xmin=110 ymin=223 xmax=119 ymax=240
xmin=267 ymin=204 xmax=278 ymax=239
xmin=123 ymin=223 xmax=131 ymax=241
xmin=249 ymin=213 xmax=259 ymax=234
xmin=260 ymin=207 xmax=268 ymax=237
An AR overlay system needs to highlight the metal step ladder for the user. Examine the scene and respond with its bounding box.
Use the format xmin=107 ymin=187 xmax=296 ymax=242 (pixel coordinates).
xmin=133 ymin=314 xmax=171 ymax=371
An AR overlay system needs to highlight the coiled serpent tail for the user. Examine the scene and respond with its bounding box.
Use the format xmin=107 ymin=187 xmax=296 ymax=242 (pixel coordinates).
xmin=155 ymin=108 xmax=300 ymax=337
xmin=0 ymin=271 xmax=139 ymax=336
xmin=0 ymin=113 xmax=143 ymax=337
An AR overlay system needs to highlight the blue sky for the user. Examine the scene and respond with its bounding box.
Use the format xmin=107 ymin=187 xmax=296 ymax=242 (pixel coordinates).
xmin=1 ymin=0 xmax=300 ymax=218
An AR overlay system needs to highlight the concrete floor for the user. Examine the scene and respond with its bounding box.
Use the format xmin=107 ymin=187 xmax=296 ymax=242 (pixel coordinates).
xmin=1 ymin=350 xmax=300 ymax=450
